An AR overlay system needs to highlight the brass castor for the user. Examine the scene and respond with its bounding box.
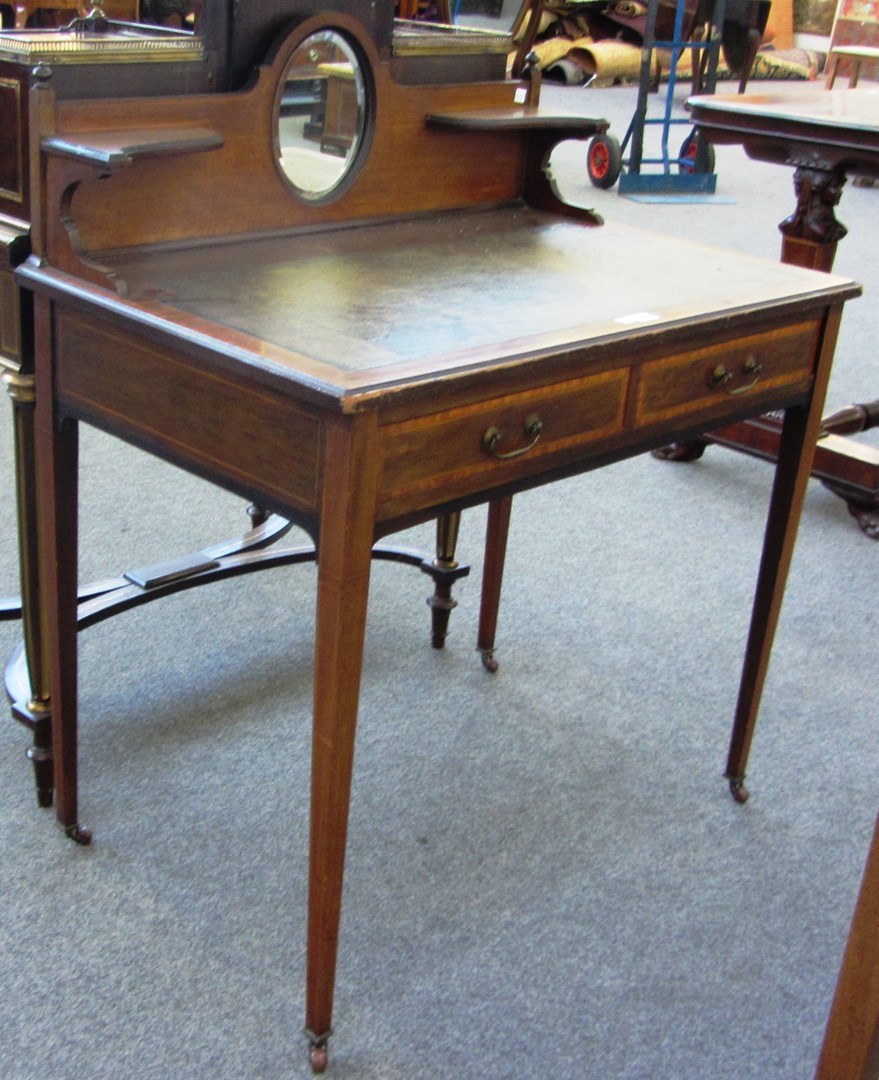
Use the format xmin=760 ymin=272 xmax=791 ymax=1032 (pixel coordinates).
xmin=309 ymin=1045 xmax=328 ymax=1073
xmin=65 ymin=823 xmax=93 ymax=845
xmin=481 ymin=650 xmax=499 ymax=673
xmin=728 ymin=777 xmax=750 ymax=804
xmin=652 ymin=440 xmax=707 ymax=462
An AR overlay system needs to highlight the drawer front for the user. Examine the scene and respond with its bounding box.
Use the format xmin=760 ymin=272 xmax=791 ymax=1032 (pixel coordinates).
xmin=55 ymin=310 xmax=323 ymax=516
xmin=379 ymin=367 xmax=629 ymax=515
xmin=636 ymin=321 xmax=819 ymax=427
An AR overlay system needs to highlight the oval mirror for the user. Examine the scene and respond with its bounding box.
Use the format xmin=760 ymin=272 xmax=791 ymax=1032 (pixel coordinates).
xmin=276 ymin=30 xmax=367 ymax=201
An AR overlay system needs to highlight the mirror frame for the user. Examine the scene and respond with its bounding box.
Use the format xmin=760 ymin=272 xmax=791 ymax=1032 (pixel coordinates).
xmin=271 ymin=22 xmax=374 ymax=205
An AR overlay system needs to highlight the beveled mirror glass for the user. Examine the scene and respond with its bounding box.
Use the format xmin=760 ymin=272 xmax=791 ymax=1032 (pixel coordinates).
xmin=276 ymin=30 xmax=366 ymax=201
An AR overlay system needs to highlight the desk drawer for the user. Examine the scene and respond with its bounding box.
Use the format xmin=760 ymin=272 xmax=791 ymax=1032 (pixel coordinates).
xmin=379 ymin=367 xmax=628 ymax=513
xmin=635 ymin=321 xmax=818 ymax=427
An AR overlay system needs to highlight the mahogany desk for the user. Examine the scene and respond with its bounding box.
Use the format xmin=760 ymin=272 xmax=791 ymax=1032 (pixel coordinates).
xmin=664 ymin=85 xmax=879 ymax=536
xmin=15 ymin=17 xmax=859 ymax=1070
xmin=20 ymin=209 xmax=857 ymax=1068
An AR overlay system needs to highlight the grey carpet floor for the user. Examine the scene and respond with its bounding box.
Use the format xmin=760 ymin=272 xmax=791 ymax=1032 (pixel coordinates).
xmin=1 ymin=81 xmax=877 ymax=1079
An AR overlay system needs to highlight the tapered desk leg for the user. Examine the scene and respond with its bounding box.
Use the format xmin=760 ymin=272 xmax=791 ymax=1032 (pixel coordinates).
xmin=34 ymin=296 xmax=89 ymax=844
xmin=305 ymin=419 xmax=378 ymax=1074
xmin=725 ymin=304 xmax=845 ymax=804
xmin=477 ymin=496 xmax=513 ymax=673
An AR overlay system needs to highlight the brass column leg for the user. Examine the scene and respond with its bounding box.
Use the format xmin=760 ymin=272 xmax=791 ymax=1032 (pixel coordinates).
xmin=2 ymin=362 xmax=53 ymax=806
xmin=427 ymin=511 xmax=461 ymax=649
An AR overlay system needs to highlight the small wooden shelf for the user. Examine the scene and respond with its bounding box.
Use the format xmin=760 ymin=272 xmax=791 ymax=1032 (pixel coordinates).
xmin=42 ymin=126 xmax=223 ymax=168
xmin=426 ymin=106 xmax=607 ymax=133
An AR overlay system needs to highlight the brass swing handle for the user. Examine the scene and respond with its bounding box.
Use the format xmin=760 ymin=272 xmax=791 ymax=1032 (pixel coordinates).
xmin=708 ymin=356 xmax=763 ymax=395
xmin=482 ymin=413 xmax=544 ymax=459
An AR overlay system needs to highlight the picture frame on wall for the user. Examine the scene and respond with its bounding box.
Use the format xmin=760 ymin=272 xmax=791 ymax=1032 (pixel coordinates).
xmin=796 ymin=0 xmax=842 ymax=36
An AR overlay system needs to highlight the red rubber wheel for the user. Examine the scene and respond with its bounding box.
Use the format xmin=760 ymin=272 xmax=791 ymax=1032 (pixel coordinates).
xmin=587 ymin=133 xmax=622 ymax=189
xmin=678 ymin=132 xmax=716 ymax=175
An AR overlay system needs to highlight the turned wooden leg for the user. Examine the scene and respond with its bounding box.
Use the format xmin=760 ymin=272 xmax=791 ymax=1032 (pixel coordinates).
xmin=246 ymin=503 xmax=270 ymax=528
xmin=427 ymin=511 xmax=461 ymax=649
xmin=304 ymin=418 xmax=378 ymax=1072
xmin=477 ymin=496 xmax=513 ymax=673
xmin=34 ymin=296 xmax=89 ymax=844
xmin=725 ymin=304 xmax=846 ymax=803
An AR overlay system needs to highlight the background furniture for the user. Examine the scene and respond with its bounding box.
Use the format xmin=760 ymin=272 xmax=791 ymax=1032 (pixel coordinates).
xmin=826 ymin=0 xmax=879 ymax=84
xmin=13 ymin=1 xmax=83 ymax=27
xmin=825 ymin=42 xmax=879 ymax=86
xmin=662 ymin=85 xmax=879 ymax=536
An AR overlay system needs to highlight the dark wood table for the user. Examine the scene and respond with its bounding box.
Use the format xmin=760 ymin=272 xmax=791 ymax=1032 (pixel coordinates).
xmin=663 ymin=85 xmax=879 ymax=536
xmin=16 ymin=18 xmax=860 ymax=1072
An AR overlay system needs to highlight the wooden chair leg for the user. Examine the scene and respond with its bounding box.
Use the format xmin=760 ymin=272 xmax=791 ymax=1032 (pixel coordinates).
xmin=736 ymin=29 xmax=762 ymax=94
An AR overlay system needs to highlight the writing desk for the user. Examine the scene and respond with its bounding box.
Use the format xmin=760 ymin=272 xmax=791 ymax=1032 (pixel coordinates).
xmin=675 ymin=85 xmax=879 ymax=535
xmin=21 ymin=207 xmax=857 ymax=1067
xmin=17 ymin=15 xmax=859 ymax=1071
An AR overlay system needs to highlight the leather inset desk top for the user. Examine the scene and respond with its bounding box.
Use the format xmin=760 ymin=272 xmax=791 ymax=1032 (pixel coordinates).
xmin=97 ymin=209 xmax=856 ymax=396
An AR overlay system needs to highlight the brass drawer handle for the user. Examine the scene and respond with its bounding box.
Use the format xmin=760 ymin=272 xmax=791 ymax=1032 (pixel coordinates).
xmin=708 ymin=356 xmax=763 ymax=396
xmin=709 ymin=364 xmax=734 ymax=389
xmin=482 ymin=413 xmax=544 ymax=459
xmin=738 ymin=355 xmax=763 ymax=391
